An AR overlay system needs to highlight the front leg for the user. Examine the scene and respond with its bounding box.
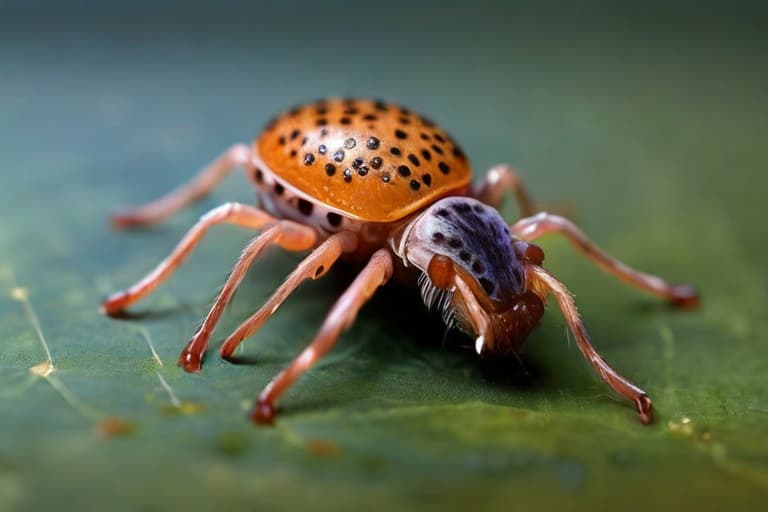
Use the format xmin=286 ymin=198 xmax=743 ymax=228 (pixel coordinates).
xmin=512 ymin=212 xmax=699 ymax=307
xmin=531 ymin=265 xmax=654 ymax=424
xmin=470 ymin=164 xmax=535 ymax=217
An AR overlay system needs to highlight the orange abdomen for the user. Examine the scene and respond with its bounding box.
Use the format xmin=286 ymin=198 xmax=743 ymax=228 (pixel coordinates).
xmin=256 ymin=98 xmax=472 ymax=222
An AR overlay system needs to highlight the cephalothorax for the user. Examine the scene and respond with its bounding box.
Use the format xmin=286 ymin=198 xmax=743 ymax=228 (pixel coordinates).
xmin=103 ymin=98 xmax=698 ymax=425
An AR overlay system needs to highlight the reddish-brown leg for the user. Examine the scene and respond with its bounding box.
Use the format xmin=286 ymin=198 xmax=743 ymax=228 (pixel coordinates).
xmin=512 ymin=212 xmax=699 ymax=307
xmin=102 ymin=203 xmax=303 ymax=315
xmin=252 ymin=249 xmax=394 ymax=425
xmin=471 ymin=164 xmax=536 ymax=217
xmin=219 ymin=231 xmax=358 ymax=359
xmin=176 ymin=219 xmax=318 ymax=372
xmin=111 ymin=143 xmax=251 ymax=228
xmin=531 ymin=265 xmax=653 ymax=424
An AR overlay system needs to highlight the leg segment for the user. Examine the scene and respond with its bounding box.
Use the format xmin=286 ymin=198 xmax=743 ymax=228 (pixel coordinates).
xmin=512 ymin=212 xmax=699 ymax=307
xmin=177 ymin=220 xmax=318 ymax=372
xmin=111 ymin=143 xmax=251 ymax=228
xmin=219 ymin=231 xmax=358 ymax=359
xmin=471 ymin=164 xmax=535 ymax=217
xmin=531 ymin=265 xmax=653 ymax=424
xmin=102 ymin=202 xmax=305 ymax=315
xmin=252 ymin=249 xmax=394 ymax=425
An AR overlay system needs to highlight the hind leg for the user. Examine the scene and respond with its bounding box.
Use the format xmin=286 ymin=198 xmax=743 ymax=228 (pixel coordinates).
xmin=102 ymin=203 xmax=304 ymax=315
xmin=111 ymin=143 xmax=250 ymax=228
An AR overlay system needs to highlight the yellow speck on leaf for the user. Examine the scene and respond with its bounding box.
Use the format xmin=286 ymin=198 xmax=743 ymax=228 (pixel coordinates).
xmin=29 ymin=360 xmax=54 ymax=377
xmin=668 ymin=416 xmax=694 ymax=436
xmin=10 ymin=287 xmax=29 ymax=301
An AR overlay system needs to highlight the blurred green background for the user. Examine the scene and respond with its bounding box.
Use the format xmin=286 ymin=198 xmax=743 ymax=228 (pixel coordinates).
xmin=1 ymin=1 xmax=767 ymax=510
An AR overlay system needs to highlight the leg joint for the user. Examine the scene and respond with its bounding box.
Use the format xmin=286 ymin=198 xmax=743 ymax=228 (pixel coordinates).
xmin=199 ymin=201 xmax=242 ymax=222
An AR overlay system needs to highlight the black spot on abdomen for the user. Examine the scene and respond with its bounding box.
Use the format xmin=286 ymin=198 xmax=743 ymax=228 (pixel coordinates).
xmin=326 ymin=211 xmax=342 ymax=227
xmin=297 ymin=198 xmax=314 ymax=216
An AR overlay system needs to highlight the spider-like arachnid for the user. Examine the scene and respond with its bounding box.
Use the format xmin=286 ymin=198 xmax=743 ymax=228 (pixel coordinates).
xmin=103 ymin=98 xmax=698 ymax=424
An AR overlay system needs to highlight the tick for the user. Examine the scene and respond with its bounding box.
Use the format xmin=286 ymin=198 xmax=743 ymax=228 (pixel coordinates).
xmin=103 ymin=98 xmax=699 ymax=425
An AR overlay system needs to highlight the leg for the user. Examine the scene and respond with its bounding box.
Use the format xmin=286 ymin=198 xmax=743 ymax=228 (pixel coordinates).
xmin=112 ymin=143 xmax=250 ymax=228
xmin=219 ymin=231 xmax=358 ymax=359
xmin=531 ymin=265 xmax=653 ymax=424
xmin=512 ymin=212 xmax=699 ymax=307
xmin=471 ymin=164 xmax=535 ymax=217
xmin=102 ymin=202 xmax=312 ymax=315
xmin=252 ymin=249 xmax=394 ymax=424
xmin=176 ymin=220 xmax=318 ymax=372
